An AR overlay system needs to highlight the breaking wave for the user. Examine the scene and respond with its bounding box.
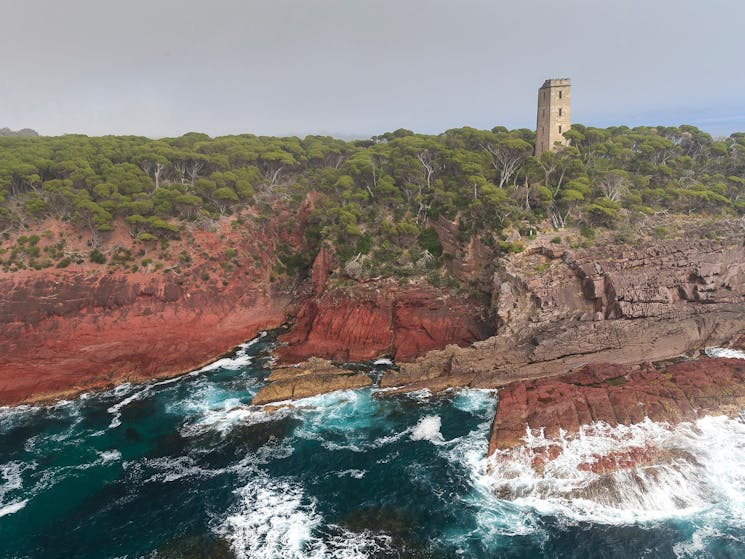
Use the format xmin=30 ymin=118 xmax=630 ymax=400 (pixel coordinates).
xmin=409 ymin=415 xmax=445 ymax=444
xmin=478 ymin=416 xmax=745 ymax=526
xmin=705 ymin=346 xmax=745 ymax=360
xmin=218 ymin=474 xmax=391 ymax=559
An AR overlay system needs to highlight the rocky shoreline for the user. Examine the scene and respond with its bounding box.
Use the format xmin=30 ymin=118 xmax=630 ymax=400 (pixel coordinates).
xmin=488 ymin=357 xmax=745 ymax=466
xmin=3 ymin=227 xmax=745 ymax=475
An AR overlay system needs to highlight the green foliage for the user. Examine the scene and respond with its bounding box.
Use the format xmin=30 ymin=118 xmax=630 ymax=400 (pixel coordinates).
xmin=418 ymin=227 xmax=443 ymax=257
xmin=497 ymin=241 xmax=525 ymax=254
xmin=1 ymin=124 xmax=744 ymax=283
xmin=89 ymin=249 xmax=106 ymax=264
xmin=275 ymin=243 xmax=315 ymax=277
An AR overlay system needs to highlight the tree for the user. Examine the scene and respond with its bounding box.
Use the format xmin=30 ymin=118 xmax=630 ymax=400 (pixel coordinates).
xmin=598 ymin=170 xmax=629 ymax=202
xmin=482 ymin=135 xmax=532 ymax=188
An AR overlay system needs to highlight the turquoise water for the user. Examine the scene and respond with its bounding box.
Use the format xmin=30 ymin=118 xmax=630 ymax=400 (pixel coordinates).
xmin=2 ymin=332 xmax=745 ymax=558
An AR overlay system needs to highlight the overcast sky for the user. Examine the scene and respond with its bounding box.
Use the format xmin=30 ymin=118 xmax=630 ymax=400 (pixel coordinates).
xmin=2 ymin=0 xmax=744 ymax=138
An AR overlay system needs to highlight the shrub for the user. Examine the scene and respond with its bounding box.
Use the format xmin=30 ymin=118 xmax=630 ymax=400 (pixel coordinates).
xmin=418 ymin=227 xmax=443 ymax=257
xmin=89 ymin=249 xmax=106 ymax=264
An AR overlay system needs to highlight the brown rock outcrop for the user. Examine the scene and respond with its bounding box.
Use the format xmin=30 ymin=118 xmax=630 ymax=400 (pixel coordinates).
xmin=382 ymin=236 xmax=745 ymax=394
xmin=251 ymin=357 xmax=373 ymax=405
xmin=488 ymin=358 xmax=745 ymax=455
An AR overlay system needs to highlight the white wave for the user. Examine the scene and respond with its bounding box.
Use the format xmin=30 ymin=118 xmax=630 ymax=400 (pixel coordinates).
xmin=0 ymin=405 xmax=38 ymax=433
xmin=410 ymin=415 xmax=445 ymax=444
xmin=373 ymin=358 xmax=393 ymax=366
xmin=404 ymin=388 xmax=433 ymax=401
xmin=0 ymin=499 xmax=28 ymax=518
xmin=321 ymin=441 xmax=366 ymax=453
xmin=319 ymin=527 xmax=392 ymax=559
xmin=112 ymin=382 xmax=134 ymax=397
xmin=138 ymin=456 xmax=216 ymax=484
xmin=477 ymin=415 xmax=745 ymax=525
xmin=219 ymin=475 xmax=321 ymax=559
xmin=193 ymin=337 xmax=261 ymax=374
xmin=98 ymin=450 xmax=122 ymax=463
xmin=292 ymin=389 xmax=415 ymax=454
xmin=705 ymin=347 xmax=745 ymax=360
xmin=291 ymin=390 xmax=375 ymax=431
xmin=218 ymin=475 xmax=390 ymax=559
xmin=334 ymin=469 xmax=366 ymax=479
xmin=436 ymin=396 xmax=545 ymax=546
xmin=0 ymin=461 xmax=35 ymax=521
xmin=181 ymin=401 xmax=292 ymax=437
xmin=105 ymin=335 xmax=265 ymax=429
xmin=451 ymin=389 xmax=499 ymax=417
xmin=195 ymin=353 xmax=252 ymax=374
xmin=106 ymin=385 xmax=152 ymax=428
xmin=1 ymin=461 xmax=30 ymax=502
xmin=128 ymin=439 xmax=293 ymax=486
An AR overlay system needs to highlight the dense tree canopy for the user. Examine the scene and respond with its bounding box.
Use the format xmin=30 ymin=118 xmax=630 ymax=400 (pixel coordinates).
xmin=1 ymin=124 xmax=744 ymax=277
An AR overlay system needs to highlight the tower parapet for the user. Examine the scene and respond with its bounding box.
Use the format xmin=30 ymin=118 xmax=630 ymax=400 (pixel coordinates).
xmin=535 ymin=77 xmax=571 ymax=157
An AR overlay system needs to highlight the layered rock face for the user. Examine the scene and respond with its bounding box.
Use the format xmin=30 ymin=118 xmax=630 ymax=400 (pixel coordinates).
xmin=275 ymin=247 xmax=494 ymax=364
xmin=276 ymin=283 xmax=492 ymax=364
xmin=0 ymin=237 xmax=494 ymax=404
xmin=488 ymin=358 xmax=745 ymax=455
xmin=0 ymin=271 xmax=289 ymax=404
xmin=384 ymin=236 xmax=745 ymax=393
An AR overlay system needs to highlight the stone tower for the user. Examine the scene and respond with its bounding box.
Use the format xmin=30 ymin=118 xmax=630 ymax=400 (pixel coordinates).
xmin=535 ymin=78 xmax=571 ymax=158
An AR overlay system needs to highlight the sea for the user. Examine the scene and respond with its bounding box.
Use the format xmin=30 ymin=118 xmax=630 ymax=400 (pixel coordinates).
xmin=1 ymin=332 xmax=744 ymax=558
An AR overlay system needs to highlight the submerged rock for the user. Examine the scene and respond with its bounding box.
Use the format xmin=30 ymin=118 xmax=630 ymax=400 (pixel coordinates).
xmin=251 ymin=357 xmax=373 ymax=405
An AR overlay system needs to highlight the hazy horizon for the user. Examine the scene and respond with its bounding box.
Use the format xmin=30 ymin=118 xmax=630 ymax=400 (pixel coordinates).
xmin=2 ymin=0 xmax=744 ymax=139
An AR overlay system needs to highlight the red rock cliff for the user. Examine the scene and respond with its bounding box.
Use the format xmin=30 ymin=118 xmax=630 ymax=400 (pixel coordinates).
xmin=0 ymin=270 xmax=290 ymax=404
xmin=275 ymin=247 xmax=493 ymax=363
xmin=0 ymin=231 xmax=495 ymax=404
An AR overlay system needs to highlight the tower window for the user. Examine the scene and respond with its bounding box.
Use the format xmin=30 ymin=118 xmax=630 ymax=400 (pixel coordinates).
xmin=559 ymin=108 xmax=562 ymax=116
xmin=559 ymin=90 xmax=563 ymax=99
xmin=559 ymin=125 xmax=562 ymax=134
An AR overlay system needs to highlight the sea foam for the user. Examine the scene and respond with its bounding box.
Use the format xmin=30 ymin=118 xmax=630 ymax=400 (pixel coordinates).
xmin=0 ymin=499 xmax=28 ymax=518
xmin=410 ymin=415 xmax=445 ymax=444
xmin=705 ymin=347 xmax=745 ymax=360
xmin=219 ymin=475 xmax=390 ymax=559
xmin=477 ymin=415 xmax=745 ymax=525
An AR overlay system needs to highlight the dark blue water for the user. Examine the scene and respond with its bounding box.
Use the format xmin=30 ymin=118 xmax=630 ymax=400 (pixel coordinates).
xmin=2 ymin=333 xmax=745 ymax=558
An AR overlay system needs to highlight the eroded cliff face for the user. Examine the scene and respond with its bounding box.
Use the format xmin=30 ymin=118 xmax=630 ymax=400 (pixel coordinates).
xmin=276 ymin=282 xmax=493 ymax=364
xmin=0 ymin=233 xmax=495 ymax=405
xmin=5 ymin=218 xmax=745 ymax=420
xmin=0 ymin=270 xmax=291 ymax=404
xmin=383 ymin=236 xmax=745 ymax=393
xmin=273 ymin=245 xmax=494 ymax=364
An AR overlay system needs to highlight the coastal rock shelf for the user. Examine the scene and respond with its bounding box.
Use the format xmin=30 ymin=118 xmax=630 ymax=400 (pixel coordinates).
xmin=251 ymin=357 xmax=373 ymax=405
xmin=488 ymin=358 xmax=745 ymax=460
